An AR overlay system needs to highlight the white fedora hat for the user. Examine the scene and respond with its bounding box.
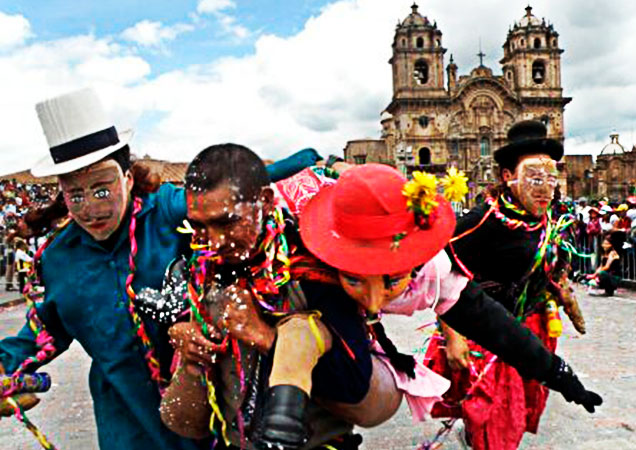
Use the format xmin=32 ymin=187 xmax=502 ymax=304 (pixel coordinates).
xmin=31 ymin=87 xmax=132 ymax=177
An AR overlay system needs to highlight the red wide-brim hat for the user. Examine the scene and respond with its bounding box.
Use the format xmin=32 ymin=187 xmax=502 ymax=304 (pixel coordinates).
xmin=300 ymin=164 xmax=456 ymax=275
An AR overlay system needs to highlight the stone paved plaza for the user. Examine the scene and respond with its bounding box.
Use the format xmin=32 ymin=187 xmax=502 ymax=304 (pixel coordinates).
xmin=0 ymin=286 xmax=634 ymax=449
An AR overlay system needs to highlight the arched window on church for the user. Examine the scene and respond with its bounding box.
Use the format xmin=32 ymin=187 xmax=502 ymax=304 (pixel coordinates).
xmin=480 ymin=137 xmax=490 ymax=156
xmin=416 ymin=37 xmax=424 ymax=48
xmin=552 ymin=38 xmax=557 ymax=47
xmin=520 ymin=38 xmax=525 ymax=47
xmin=533 ymin=38 xmax=541 ymax=49
xmin=418 ymin=147 xmax=431 ymax=166
xmin=401 ymin=38 xmax=406 ymax=47
xmin=532 ymin=60 xmax=546 ymax=84
xmin=414 ymin=60 xmax=428 ymax=85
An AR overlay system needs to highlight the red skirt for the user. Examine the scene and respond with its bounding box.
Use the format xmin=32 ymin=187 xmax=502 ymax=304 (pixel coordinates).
xmin=425 ymin=312 xmax=557 ymax=450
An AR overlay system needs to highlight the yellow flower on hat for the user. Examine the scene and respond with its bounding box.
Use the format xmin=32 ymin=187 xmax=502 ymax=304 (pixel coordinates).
xmin=403 ymin=171 xmax=438 ymax=215
xmin=440 ymin=167 xmax=469 ymax=203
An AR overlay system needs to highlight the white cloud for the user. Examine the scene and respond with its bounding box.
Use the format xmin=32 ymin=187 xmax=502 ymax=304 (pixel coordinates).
xmin=2 ymin=0 xmax=636 ymax=175
xmin=121 ymin=20 xmax=194 ymax=47
xmin=0 ymin=33 xmax=149 ymax=174
xmin=133 ymin=0 xmax=636 ymax=163
xmin=217 ymin=14 xmax=249 ymax=39
xmin=197 ymin=0 xmax=235 ymax=15
xmin=131 ymin=0 xmax=398 ymax=162
xmin=0 ymin=12 xmax=32 ymax=49
xmin=196 ymin=0 xmax=248 ymax=40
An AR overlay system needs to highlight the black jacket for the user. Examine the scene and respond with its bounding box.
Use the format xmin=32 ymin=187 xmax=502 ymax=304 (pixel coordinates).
xmin=439 ymin=199 xmax=555 ymax=381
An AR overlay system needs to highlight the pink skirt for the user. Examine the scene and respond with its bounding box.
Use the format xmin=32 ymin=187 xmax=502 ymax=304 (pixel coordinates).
xmin=374 ymin=342 xmax=451 ymax=422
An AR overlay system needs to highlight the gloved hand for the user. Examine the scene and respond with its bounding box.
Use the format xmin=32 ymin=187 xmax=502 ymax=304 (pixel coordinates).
xmin=544 ymin=356 xmax=602 ymax=413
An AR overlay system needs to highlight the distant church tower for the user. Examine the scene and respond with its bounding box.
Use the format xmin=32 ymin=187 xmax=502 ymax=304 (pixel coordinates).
xmin=500 ymin=5 xmax=568 ymax=134
xmin=384 ymin=3 xmax=448 ymax=169
xmin=390 ymin=3 xmax=446 ymax=100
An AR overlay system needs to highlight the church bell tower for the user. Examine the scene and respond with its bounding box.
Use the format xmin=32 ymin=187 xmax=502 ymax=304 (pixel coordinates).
xmin=500 ymin=6 xmax=564 ymax=97
xmin=390 ymin=3 xmax=447 ymax=100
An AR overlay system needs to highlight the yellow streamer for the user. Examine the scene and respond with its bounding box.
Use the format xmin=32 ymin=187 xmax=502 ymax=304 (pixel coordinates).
xmin=307 ymin=312 xmax=326 ymax=355
xmin=205 ymin=376 xmax=230 ymax=447
xmin=176 ymin=219 xmax=195 ymax=234
xmin=6 ymin=397 xmax=57 ymax=450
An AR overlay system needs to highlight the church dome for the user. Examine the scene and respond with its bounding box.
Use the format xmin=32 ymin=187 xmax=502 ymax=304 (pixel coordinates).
xmin=600 ymin=133 xmax=625 ymax=155
xmin=470 ymin=65 xmax=493 ymax=77
xmin=400 ymin=3 xmax=435 ymax=29
xmin=518 ymin=6 xmax=542 ymax=27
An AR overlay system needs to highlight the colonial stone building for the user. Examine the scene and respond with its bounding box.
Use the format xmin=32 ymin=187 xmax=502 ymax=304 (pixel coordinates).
xmin=566 ymin=133 xmax=636 ymax=201
xmin=344 ymin=4 xmax=571 ymax=192
xmin=564 ymin=154 xmax=594 ymax=200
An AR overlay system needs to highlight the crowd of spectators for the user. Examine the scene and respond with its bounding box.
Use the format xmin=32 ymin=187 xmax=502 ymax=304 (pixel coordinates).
xmin=560 ymin=196 xmax=636 ymax=295
xmin=3 ymin=176 xmax=636 ymax=297
xmin=0 ymin=180 xmax=57 ymax=292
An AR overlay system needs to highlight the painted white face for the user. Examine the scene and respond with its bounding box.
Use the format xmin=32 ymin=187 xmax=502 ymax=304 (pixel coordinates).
xmin=506 ymin=155 xmax=558 ymax=218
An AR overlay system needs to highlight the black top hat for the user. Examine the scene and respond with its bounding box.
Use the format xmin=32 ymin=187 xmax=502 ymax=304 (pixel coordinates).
xmin=494 ymin=120 xmax=563 ymax=170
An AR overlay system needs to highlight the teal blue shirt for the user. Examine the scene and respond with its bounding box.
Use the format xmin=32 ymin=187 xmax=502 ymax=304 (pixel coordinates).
xmin=0 ymin=184 xmax=203 ymax=450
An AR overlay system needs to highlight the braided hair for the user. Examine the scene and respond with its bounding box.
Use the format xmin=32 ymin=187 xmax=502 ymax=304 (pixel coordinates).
xmin=371 ymin=321 xmax=416 ymax=379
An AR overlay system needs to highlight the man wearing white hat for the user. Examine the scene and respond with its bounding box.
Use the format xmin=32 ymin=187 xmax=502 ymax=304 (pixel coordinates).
xmin=0 ymin=88 xmax=319 ymax=449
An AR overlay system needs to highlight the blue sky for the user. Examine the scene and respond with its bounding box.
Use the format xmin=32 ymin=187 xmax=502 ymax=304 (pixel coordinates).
xmin=0 ymin=0 xmax=333 ymax=72
xmin=0 ymin=0 xmax=635 ymax=175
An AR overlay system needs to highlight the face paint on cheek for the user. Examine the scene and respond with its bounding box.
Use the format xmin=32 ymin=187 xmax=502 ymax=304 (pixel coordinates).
xmin=342 ymin=284 xmax=366 ymax=308
xmin=387 ymin=276 xmax=411 ymax=298
xmin=61 ymin=165 xmax=129 ymax=241
xmin=510 ymin=157 xmax=557 ymax=217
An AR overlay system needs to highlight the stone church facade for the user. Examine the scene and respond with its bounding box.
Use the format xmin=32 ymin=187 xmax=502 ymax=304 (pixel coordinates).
xmin=344 ymin=4 xmax=571 ymax=192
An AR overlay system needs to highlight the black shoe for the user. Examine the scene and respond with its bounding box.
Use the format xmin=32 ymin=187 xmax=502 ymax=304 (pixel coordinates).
xmin=255 ymin=385 xmax=310 ymax=450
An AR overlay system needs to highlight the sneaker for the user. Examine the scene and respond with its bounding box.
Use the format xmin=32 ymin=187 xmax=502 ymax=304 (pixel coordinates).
xmin=587 ymin=287 xmax=605 ymax=296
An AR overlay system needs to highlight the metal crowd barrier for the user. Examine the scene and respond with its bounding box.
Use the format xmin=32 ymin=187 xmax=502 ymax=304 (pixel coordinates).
xmin=621 ymin=235 xmax=636 ymax=281
xmin=571 ymin=230 xmax=636 ymax=282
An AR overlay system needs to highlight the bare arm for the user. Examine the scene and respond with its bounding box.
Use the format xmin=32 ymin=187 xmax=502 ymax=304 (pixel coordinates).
xmin=595 ymin=251 xmax=619 ymax=274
